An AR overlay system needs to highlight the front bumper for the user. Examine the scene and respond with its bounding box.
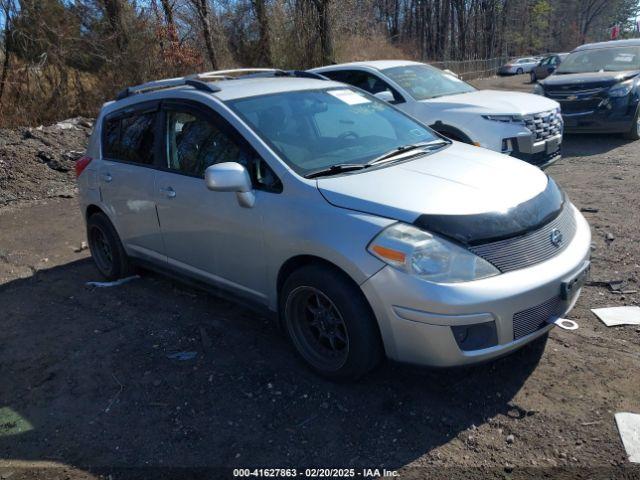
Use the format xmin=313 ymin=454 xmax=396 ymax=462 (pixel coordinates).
xmin=555 ymin=94 xmax=639 ymax=133
xmin=361 ymin=205 xmax=591 ymax=367
xmin=499 ymin=66 xmax=518 ymax=75
xmin=509 ymin=133 xmax=562 ymax=169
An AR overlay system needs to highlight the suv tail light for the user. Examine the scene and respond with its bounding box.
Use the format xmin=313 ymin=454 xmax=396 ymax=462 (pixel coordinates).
xmin=75 ymin=156 xmax=93 ymax=178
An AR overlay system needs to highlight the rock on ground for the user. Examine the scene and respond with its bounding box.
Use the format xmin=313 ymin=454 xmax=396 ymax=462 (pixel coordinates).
xmin=0 ymin=117 xmax=93 ymax=205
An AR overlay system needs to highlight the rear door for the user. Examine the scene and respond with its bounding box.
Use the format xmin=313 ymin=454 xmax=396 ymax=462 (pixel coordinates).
xmin=98 ymin=102 xmax=165 ymax=263
xmin=153 ymin=100 xmax=281 ymax=303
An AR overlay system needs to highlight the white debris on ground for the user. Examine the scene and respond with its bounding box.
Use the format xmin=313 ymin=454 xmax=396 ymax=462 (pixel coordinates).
xmin=615 ymin=413 xmax=640 ymax=463
xmin=591 ymin=306 xmax=640 ymax=327
xmin=55 ymin=117 xmax=94 ymax=130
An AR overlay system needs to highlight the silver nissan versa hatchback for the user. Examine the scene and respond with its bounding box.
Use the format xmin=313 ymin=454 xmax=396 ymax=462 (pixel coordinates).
xmin=77 ymin=69 xmax=591 ymax=380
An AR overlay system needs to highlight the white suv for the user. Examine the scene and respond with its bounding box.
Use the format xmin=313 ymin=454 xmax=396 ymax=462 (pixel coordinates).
xmin=311 ymin=60 xmax=563 ymax=169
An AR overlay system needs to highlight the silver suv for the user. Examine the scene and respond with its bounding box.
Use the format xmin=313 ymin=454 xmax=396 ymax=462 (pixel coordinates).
xmin=77 ymin=69 xmax=591 ymax=380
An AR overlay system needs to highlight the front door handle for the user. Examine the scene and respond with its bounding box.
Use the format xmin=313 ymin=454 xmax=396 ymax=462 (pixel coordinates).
xmin=160 ymin=187 xmax=176 ymax=199
xmin=101 ymin=173 xmax=112 ymax=183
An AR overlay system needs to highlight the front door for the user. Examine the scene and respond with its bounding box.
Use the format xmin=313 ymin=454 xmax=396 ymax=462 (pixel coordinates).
xmin=98 ymin=103 xmax=165 ymax=263
xmin=153 ymin=101 xmax=281 ymax=303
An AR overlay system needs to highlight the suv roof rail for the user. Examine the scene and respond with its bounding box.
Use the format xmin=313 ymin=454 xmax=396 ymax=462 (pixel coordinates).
xmin=196 ymin=68 xmax=286 ymax=79
xmin=196 ymin=68 xmax=327 ymax=81
xmin=114 ymin=68 xmax=327 ymax=101
xmin=115 ymin=77 xmax=220 ymax=101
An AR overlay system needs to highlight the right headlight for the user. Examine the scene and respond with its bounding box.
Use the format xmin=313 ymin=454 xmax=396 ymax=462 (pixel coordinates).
xmin=367 ymin=223 xmax=500 ymax=283
xmin=533 ymin=84 xmax=544 ymax=95
xmin=482 ymin=114 xmax=524 ymax=123
xmin=609 ymin=80 xmax=634 ymax=98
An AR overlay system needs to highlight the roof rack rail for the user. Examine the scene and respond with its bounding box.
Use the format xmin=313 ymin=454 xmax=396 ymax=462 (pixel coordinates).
xmin=196 ymin=68 xmax=287 ymax=79
xmin=114 ymin=68 xmax=327 ymax=101
xmin=115 ymin=77 xmax=221 ymax=101
xmin=195 ymin=68 xmax=328 ymax=81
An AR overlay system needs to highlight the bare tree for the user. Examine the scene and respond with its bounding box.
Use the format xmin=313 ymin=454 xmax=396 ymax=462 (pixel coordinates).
xmin=189 ymin=0 xmax=219 ymax=70
xmin=309 ymin=0 xmax=334 ymax=65
xmin=100 ymin=0 xmax=129 ymax=48
xmin=0 ymin=0 xmax=17 ymax=106
xmin=252 ymin=0 xmax=271 ymax=65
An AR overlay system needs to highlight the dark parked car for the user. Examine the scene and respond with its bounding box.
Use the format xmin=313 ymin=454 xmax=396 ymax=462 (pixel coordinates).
xmin=534 ymin=39 xmax=640 ymax=140
xmin=530 ymin=53 xmax=569 ymax=83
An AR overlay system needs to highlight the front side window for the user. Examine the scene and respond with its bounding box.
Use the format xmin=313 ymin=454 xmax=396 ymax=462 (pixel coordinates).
xmin=166 ymin=111 xmax=244 ymax=177
xmin=103 ymin=112 xmax=156 ymax=165
xmin=556 ymin=46 xmax=640 ymax=74
xmin=321 ymin=70 xmax=404 ymax=103
xmin=227 ymin=88 xmax=441 ymax=176
xmin=165 ymin=109 xmax=281 ymax=191
xmin=382 ymin=64 xmax=476 ymax=100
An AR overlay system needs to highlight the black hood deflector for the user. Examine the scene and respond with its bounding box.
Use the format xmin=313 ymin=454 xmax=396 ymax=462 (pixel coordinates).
xmin=414 ymin=177 xmax=565 ymax=246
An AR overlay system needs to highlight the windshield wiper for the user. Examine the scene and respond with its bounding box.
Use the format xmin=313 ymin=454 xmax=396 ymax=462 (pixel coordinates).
xmin=304 ymin=140 xmax=449 ymax=179
xmin=305 ymin=163 xmax=366 ymax=179
xmin=366 ymin=140 xmax=449 ymax=166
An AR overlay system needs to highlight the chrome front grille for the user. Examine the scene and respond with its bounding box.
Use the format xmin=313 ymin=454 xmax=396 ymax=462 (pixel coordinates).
xmin=469 ymin=205 xmax=576 ymax=273
xmin=513 ymin=295 xmax=564 ymax=340
xmin=546 ymin=87 xmax=605 ymax=99
xmin=524 ymin=109 xmax=563 ymax=141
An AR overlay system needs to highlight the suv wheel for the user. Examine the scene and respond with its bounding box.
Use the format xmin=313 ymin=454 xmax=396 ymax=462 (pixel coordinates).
xmin=624 ymin=106 xmax=640 ymax=140
xmin=281 ymin=265 xmax=383 ymax=380
xmin=530 ymin=71 xmax=537 ymax=83
xmin=87 ymin=212 xmax=132 ymax=280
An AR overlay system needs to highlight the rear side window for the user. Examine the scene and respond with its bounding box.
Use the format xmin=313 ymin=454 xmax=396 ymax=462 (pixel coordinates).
xmin=103 ymin=112 xmax=156 ymax=165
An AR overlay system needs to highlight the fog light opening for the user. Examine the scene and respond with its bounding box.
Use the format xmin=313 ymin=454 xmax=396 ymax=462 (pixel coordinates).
xmin=451 ymin=321 xmax=498 ymax=352
xmin=501 ymin=138 xmax=513 ymax=154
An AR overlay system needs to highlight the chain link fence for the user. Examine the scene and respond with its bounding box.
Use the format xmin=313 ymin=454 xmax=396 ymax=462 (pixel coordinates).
xmin=429 ymin=56 xmax=512 ymax=80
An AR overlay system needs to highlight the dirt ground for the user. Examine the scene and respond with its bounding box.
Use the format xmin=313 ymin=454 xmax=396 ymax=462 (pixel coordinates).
xmin=1 ymin=75 xmax=640 ymax=479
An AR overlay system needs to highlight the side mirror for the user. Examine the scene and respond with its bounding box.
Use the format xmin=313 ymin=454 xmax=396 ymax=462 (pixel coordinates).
xmin=373 ymin=90 xmax=395 ymax=103
xmin=204 ymin=162 xmax=255 ymax=208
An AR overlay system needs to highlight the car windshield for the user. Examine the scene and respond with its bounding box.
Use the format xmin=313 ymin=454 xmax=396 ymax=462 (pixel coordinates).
xmin=227 ymin=88 xmax=441 ymax=176
xmin=556 ymin=46 xmax=640 ymax=73
xmin=381 ymin=64 xmax=476 ymax=100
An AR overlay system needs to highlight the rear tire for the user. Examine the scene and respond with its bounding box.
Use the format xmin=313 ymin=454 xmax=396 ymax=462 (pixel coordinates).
xmin=623 ymin=106 xmax=640 ymax=140
xmin=516 ymin=68 xmax=523 ymax=75
xmin=530 ymin=71 xmax=537 ymax=83
xmin=281 ymin=264 xmax=383 ymax=380
xmin=86 ymin=212 xmax=132 ymax=281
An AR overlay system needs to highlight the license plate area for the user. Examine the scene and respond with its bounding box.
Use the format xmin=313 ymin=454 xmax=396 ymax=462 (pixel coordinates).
xmin=561 ymin=261 xmax=590 ymax=300
xmin=546 ymin=136 xmax=561 ymax=153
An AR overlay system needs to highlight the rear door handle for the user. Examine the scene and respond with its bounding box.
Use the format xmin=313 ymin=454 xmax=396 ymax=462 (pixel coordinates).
xmin=101 ymin=173 xmax=112 ymax=183
xmin=160 ymin=187 xmax=176 ymax=199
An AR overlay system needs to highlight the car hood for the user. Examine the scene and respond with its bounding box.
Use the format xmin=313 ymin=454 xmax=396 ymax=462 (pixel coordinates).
xmin=420 ymin=89 xmax=559 ymax=115
xmin=316 ymin=142 xmax=563 ymax=244
xmin=542 ymin=70 xmax=640 ymax=89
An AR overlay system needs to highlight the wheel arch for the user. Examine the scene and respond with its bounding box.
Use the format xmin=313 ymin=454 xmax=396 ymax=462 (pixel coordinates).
xmin=277 ymin=255 xmax=358 ymax=302
xmin=86 ymin=204 xmax=105 ymax=221
xmin=276 ymin=254 xmax=379 ymax=327
xmin=430 ymin=122 xmax=474 ymax=144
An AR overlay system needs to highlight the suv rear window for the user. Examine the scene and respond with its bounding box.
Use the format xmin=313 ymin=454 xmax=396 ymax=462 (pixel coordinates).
xmin=103 ymin=112 xmax=156 ymax=165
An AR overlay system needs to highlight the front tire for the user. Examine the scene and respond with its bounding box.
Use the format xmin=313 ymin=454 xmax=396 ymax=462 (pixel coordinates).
xmin=87 ymin=212 xmax=132 ymax=280
xmin=623 ymin=106 xmax=640 ymax=140
xmin=281 ymin=265 xmax=383 ymax=380
xmin=516 ymin=68 xmax=523 ymax=75
xmin=530 ymin=71 xmax=537 ymax=83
